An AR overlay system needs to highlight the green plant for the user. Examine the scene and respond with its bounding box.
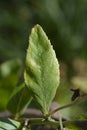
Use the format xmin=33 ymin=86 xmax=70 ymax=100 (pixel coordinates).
xmin=0 ymin=25 xmax=87 ymax=130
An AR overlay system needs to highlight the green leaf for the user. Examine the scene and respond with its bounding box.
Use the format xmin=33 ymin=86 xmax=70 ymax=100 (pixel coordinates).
xmin=24 ymin=24 xmax=60 ymax=115
xmin=7 ymin=84 xmax=32 ymax=117
xmin=0 ymin=118 xmax=20 ymax=130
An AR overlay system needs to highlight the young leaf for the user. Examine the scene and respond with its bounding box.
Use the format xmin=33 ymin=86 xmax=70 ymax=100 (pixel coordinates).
xmin=7 ymin=84 xmax=32 ymax=117
xmin=0 ymin=118 xmax=20 ymax=130
xmin=24 ymin=24 xmax=60 ymax=115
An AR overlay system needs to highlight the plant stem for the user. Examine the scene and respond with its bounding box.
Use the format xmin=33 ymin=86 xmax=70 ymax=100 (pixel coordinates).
xmin=46 ymin=94 xmax=87 ymax=117
xmin=59 ymin=114 xmax=63 ymax=130
xmin=18 ymin=94 xmax=87 ymax=129
xmin=20 ymin=118 xmax=87 ymax=129
xmin=21 ymin=118 xmax=59 ymax=128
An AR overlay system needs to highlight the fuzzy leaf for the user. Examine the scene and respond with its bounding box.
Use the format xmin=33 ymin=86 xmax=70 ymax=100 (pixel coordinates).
xmin=24 ymin=25 xmax=60 ymax=115
xmin=7 ymin=84 xmax=32 ymax=116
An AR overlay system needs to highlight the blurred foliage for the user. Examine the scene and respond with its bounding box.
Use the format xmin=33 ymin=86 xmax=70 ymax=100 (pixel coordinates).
xmin=0 ymin=59 xmax=22 ymax=110
xmin=0 ymin=0 xmax=87 ymax=63
xmin=0 ymin=0 xmax=87 ymax=121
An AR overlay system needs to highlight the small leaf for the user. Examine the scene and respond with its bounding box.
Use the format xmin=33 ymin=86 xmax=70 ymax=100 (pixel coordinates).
xmin=0 ymin=118 xmax=20 ymax=130
xmin=7 ymin=84 xmax=32 ymax=116
xmin=24 ymin=24 xmax=60 ymax=115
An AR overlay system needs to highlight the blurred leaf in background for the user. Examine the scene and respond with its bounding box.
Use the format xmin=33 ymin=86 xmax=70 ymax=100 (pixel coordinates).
xmin=7 ymin=83 xmax=32 ymax=118
xmin=0 ymin=59 xmax=22 ymax=111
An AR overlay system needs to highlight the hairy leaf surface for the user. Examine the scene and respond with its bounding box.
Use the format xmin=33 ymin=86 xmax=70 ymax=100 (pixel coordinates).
xmin=24 ymin=25 xmax=60 ymax=115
